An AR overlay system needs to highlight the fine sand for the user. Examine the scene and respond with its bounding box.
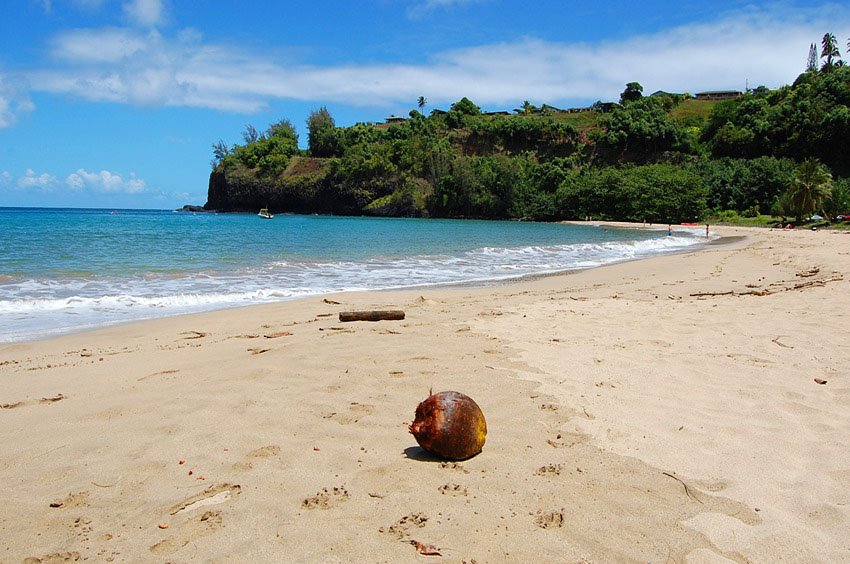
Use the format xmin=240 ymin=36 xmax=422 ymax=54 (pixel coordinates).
xmin=1 ymin=224 xmax=849 ymax=563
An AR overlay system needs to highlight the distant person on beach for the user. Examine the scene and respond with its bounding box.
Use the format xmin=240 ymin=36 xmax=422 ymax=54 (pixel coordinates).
xmin=667 ymin=224 xmax=672 ymax=236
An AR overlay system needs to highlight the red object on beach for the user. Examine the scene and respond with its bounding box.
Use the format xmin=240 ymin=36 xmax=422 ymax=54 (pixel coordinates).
xmin=409 ymin=391 xmax=487 ymax=460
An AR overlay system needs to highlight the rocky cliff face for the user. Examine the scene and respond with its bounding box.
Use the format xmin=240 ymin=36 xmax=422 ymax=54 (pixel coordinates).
xmin=204 ymin=155 xmax=434 ymax=216
xmin=204 ymin=159 xmax=334 ymax=214
xmin=204 ymin=168 xmax=230 ymax=211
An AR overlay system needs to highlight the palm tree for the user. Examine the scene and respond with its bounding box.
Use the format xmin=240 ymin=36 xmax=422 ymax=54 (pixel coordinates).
xmin=787 ymin=159 xmax=833 ymax=222
xmin=821 ymin=33 xmax=841 ymax=70
xmin=417 ymin=96 xmax=427 ymax=111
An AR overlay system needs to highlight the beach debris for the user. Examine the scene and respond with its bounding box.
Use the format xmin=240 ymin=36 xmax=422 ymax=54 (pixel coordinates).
xmin=771 ymin=336 xmax=794 ymax=349
xmin=815 ymin=378 xmax=828 ymax=385
xmin=409 ymin=540 xmax=442 ymax=556
xmin=323 ymin=298 xmax=341 ymax=305
xmin=169 ymin=484 xmax=241 ymax=516
xmin=662 ymin=471 xmax=703 ymax=504
xmin=247 ymin=347 xmax=270 ymax=355
xmin=178 ymin=459 xmax=185 ymax=465
xmin=409 ymin=391 xmax=487 ymax=461
xmin=690 ymin=274 xmax=844 ymax=299
xmin=339 ymin=310 xmax=405 ymax=322
xmin=158 ymin=523 xmax=169 ymax=529
xmin=797 ymin=267 xmax=820 ymax=278
xmin=181 ymin=330 xmax=208 ymax=339
xmin=40 ymin=394 xmax=65 ymax=404
xmin=263 ymin=331 xmax=292 ymax=339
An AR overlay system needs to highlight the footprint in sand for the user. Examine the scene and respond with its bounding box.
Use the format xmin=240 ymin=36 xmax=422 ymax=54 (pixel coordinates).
xmin=233 ymin=444 xmax=281 ymax=472
xmin=247 ymin=445 xmax=281 ymax=459
xmin=149 ymin=511 xmax=223 ymax=556
xmin=439 ymin=461 xmax=469 ymax=474
xmin=379 ymin=512 xmax=428 ymax=539
xmin=546 ymin=432 xmax=589 ymax=449
xmin=301 ymin=486 xmax=350 ymax=510
xmin=535 ymin=464 xmax=563 ymax=476
xmin=149 ymin=484 xmax=241 ymax=556
xmin=49 ymin=490 xmax=90 ymax=509
xmin=534 ymin=509 xmax=565 ymax=529
xmin=438 ymin=483 xmax=468 ymax=496
xmin=323 ymin=402 xmax=375 ymax=425
xmin=23 ymin=552 xmax=81 ymax=563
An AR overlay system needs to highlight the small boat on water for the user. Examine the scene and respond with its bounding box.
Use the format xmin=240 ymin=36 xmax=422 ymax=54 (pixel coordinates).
xmin=258 ymin=208 xmax=273 ymax=219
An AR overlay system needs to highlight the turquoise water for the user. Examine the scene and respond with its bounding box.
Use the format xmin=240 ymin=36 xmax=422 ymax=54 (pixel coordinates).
xmin=0 ymin=208 xmax=706 ymax=343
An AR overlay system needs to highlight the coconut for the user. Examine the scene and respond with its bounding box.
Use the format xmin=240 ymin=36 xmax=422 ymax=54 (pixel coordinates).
xmin=408 ymin=391 xmax=487 ymax=460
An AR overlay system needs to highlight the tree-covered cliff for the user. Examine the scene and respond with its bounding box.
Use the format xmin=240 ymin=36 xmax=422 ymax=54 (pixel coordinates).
xmin=206 ymin=63 xmax=850 ymax=223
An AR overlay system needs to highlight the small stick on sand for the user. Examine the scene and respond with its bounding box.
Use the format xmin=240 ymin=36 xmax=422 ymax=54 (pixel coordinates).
xmin=339 ymin=310 xmax=405 ymax=322
xmin=771 ymin=336 xmax=793 ymax=349
xmin=662 ymin=472 xmax=703 ymax=504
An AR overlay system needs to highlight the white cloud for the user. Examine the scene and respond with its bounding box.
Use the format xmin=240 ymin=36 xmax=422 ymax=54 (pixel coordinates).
xmin=66 ymin=169 xmax=147 ymax=193
xmin=123 ymin=0 xmax=165 ymax=27
xmin=0 ymin=171 xmax=12 ymax=186
xmin=18 ymin=169 xmax=58 ymax=190
xmin=50 ymin=27 xmax=150 ymax=64
xmin=21 ymin=4 xmax=850 ymax=113
xmin=0 ymin=74 xmax=35 ymax=128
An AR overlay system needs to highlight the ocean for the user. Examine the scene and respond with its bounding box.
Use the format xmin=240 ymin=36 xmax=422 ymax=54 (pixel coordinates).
xmin=0 ymin=208 xmax=708 ymax=343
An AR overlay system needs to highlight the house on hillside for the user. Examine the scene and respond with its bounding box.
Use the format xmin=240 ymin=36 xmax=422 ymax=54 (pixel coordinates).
xmin=694 ymin=90 xmax=742 ymax=101
xmin=649 ymin=90 xmax=683 ymax=98
xmin=384 ymin=115 xmax=407 ymax=125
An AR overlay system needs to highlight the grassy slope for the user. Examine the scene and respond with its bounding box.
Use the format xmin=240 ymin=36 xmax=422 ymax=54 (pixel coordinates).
xmin=669 ymin=99 xmax=718 ymax=125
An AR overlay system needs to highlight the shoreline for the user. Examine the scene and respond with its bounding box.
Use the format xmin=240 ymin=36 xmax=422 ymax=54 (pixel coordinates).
xmin=2 ymin=224 xmax=848 ymax=561
xmin=2 ymin=222 xmax=709 ymax=346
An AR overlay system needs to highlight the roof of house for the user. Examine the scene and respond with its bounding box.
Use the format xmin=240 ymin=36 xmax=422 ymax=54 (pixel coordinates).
xmin=695 ymin=90 xmax=742 ymax=96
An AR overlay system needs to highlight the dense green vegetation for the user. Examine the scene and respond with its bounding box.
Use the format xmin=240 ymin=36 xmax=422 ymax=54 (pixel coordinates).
xmin=206 ymin=49 xmax=850 ymax=225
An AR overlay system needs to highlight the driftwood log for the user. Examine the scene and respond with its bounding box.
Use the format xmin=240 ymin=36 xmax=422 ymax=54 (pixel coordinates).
xmin=339 ymin=310 xmax=405 ymax=322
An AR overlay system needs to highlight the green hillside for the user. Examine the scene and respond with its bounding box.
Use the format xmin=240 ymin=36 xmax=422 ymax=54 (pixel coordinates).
xmin=206 ymin=65 xmax=850 ymax=225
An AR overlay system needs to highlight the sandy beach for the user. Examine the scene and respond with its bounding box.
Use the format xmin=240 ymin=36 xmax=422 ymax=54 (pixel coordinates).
xmin=2 ymin=224 xmax=849 ymax=563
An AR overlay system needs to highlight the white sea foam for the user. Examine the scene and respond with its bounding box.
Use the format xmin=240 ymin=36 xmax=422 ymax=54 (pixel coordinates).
xmin=0 ymin=234 xmax=704 ymax=343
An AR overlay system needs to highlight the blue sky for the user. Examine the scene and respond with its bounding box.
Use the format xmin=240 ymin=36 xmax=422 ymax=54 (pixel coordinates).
xmin=1 ymin=0 xmax=848 ymax=209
